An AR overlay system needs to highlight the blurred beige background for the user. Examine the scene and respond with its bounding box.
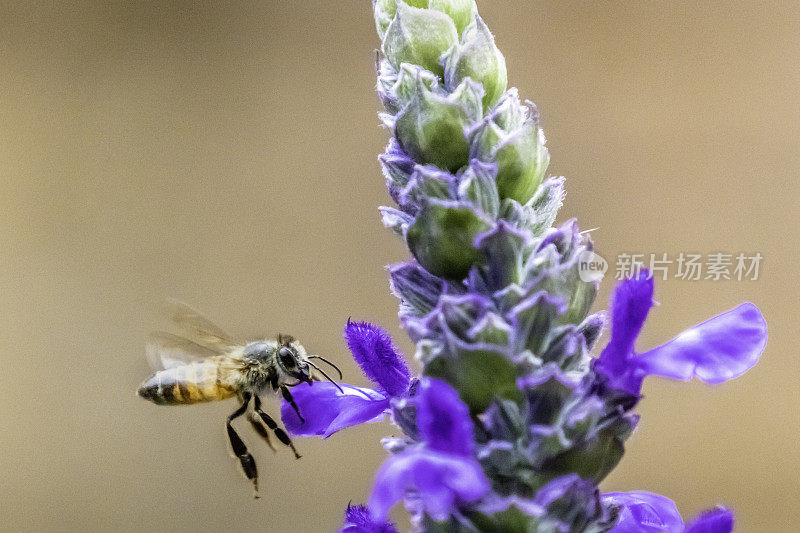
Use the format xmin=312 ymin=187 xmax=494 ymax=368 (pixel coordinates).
xmin=0 ymin=1 xmax=797 ymax=531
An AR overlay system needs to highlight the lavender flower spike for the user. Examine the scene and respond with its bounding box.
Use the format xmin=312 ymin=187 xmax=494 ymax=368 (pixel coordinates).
xmin=284 ymin=1 xmax=770 ymax=529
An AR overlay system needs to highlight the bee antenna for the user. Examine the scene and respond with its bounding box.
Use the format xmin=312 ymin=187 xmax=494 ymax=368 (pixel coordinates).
xmin=307 ymin=360 xmax=344 ymax=393
xmin=308 ymin=355 xmax=343 ymax=380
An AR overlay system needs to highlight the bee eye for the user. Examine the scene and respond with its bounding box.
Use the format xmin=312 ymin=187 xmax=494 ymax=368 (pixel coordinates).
xmin=278 ymin=347 xmax=295 ymax=368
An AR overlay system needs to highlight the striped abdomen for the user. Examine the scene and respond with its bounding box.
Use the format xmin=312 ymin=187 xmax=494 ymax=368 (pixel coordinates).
xmin=138 ymin=361 xmax=239 ymax=405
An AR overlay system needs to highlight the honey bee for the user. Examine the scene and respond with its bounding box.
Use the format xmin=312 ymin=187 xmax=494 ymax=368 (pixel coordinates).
xmin=137 ymin=301 xmax=343 ymax=497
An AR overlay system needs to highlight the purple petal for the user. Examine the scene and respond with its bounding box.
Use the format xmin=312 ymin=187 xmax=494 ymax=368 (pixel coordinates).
xmin=367 ymin=448 xmax=489 ymax=521
xmin=636 ymin=303 xmax=767 ymax=385
xmin=280 ymin=382 xmax=390 ymax=438
xmin=416 ymin=378 xmax=475 ymax=456
xmin=339 ymin=503 xmax=399 ymax=533
xmin=603 ymin=491 xmax=684 ymax=533
xmin=599 ymin=273 xmax=655 ymax=374
xmin=684 ymin=507 xmax=734 ymax=533
xmin=345 ymin=320 xmax=411 ymax=397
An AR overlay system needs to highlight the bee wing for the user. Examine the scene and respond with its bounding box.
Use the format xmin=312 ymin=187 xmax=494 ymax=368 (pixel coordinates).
xmin=163 ymin=299 xmax=240 ymax=353
xmin=146 ymin=331 xmax=222 ymax=371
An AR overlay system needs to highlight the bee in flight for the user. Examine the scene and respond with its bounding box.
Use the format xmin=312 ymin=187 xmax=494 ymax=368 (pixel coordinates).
xmin=137 ymin=301 xmax=343 ymax=497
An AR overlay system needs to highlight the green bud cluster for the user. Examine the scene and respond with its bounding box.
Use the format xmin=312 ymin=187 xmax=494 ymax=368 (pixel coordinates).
xmin=377 ymin=1 xmax=551 ymax=282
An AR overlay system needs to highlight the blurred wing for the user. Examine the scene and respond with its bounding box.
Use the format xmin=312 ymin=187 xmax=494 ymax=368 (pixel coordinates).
xmin=146 ymin=331 xmax=221 ymax=371
xmin=164 ymin=299 xmax=239 ymax=352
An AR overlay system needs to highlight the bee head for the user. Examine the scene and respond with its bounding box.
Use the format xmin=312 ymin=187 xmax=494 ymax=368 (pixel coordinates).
xmin=276 ymin=334 xmax=313 ymax=386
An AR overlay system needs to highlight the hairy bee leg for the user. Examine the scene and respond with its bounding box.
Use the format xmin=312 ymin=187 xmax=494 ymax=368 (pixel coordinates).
xmin=246 ymin=411 xmax=276 ymax=453
xmin=227 ymin=394 xmax=259 ymax=497
xmin=253 ymin=395 xmax=301 ymax=460
xmin=280 ymin=386 xmax=305 ymax=424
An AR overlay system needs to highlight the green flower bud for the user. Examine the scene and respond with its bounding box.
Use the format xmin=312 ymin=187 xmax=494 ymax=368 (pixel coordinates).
xmin=458 ymin=159 xmax=500 ymax=218
xmin=399 ymin=165 xmax=456 ymax=208
xmin=406 ymin=201 xmax=491 ymax=279
xmin=394 ymin=77 xmax=483 ymax=172
xmin=541 ymin=429 xmax=625 ymax=483
xmin=447 ymin=75 xmax=484 ymax=118
xmin=444 ymin=16 xmax=507 ymax=110
xmin=492 ymin=88 xmax=528 ymax=131
xmin=428 ymin=0 xmax=477 ymax=35
xmin=470 ymin=119 xmax=503 ymax=159
xmin=391 ymin=63 xmax=440 ymax=111
xmin=563 ymin=273 xmax=597 ymax=325
xmin=472 ymin=114 xmax=550 ymax=205
xmin=374 ymin=0 xmax=393 ymax=39
xmin=476 ymin=222 xmax=529 ymax=290
xmin=375 ymin=0 xmax=477 ymax=39
xmin=425 ymin=345 xmax=521 ymax=413
xmin=524 ymin=176 xmax=565 ymax=236
xmin=382 ymin=1 xmax=459 ymax=78
xmin=495 ymin=125 xmax=550 ymax=204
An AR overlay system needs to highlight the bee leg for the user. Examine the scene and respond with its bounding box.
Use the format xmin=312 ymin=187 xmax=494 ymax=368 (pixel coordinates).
xmin=280 ymin=386 xmax=305 ymax=424
xmin=247 ymin=410 xmax=276 ymax=453
xmin=227 ymin=393 xmax=259 ymax=497
xmin=253 ymin=394 xmax=301 ymax=460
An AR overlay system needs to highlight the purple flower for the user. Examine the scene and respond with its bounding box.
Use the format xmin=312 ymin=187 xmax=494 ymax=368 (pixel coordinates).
xmin=367 ymin=379 xmax=490 ymax=521
xmin=603 ymin=491 xmax=733 ymax=533
xmin=594 ymin=271 xmax=767 ymax=396
xmin=281 ymin=321 xmax=410 ymax=438
xmin=339 ymin=503 xmax=399 ymax=533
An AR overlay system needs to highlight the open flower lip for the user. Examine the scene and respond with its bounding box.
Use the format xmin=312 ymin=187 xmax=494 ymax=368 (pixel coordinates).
xmin=594 ymin=270 xmax=767 ymax=396
xmin=280 ymin=382 xmax=391 ymax=439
